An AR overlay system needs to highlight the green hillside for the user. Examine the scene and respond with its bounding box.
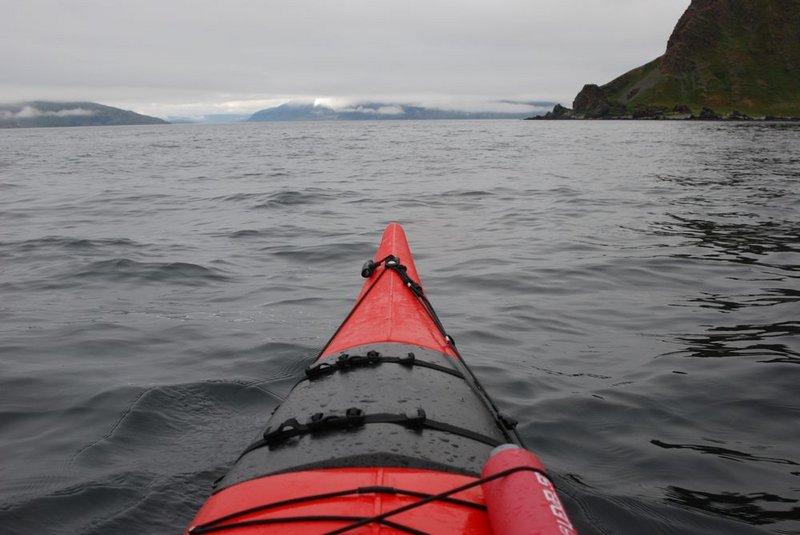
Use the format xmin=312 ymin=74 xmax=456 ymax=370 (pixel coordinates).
xmin=570 ymin=0 xmax=800 ymax=118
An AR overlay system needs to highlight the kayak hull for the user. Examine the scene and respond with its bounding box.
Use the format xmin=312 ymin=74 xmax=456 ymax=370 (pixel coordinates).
xmin=187 ymin=224 xmax=534 ymax=534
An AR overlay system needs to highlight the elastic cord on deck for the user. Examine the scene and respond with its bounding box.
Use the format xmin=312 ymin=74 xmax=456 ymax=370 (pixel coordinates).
xmin=189 ymin=465 xmax=552 ymax=535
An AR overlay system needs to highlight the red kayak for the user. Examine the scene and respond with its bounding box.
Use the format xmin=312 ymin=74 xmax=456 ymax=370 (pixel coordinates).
xmin=186 ymin=223 xmax=576 ymax=534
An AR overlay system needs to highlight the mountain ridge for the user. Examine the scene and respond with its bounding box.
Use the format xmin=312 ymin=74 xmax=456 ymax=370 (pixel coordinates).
xmin=0 ymin=101 xmax=168 ymax=128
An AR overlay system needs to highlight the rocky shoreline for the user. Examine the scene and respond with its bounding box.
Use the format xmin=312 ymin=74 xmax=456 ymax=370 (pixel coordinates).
xmin=527 ymin=102 xmax=800 ymax=121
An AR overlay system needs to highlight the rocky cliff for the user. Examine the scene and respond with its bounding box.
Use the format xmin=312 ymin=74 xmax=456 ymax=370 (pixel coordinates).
xmin=560 ymin=0 xmax=800 ymax=119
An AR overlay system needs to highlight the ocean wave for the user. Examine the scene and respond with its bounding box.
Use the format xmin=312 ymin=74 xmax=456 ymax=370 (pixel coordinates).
xmin=252 ymin=188 xmax=346 ymax=209
xmin=67 ymin=258 xmax=231 ymax=286
xmin=268 ymin=244 xmax=373 ymax=265
xmin=0 ymin=236 xmax=143 ymax=251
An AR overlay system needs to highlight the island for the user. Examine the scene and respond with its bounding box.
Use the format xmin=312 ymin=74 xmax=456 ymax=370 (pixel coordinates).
xmin=0 ymin=101 xmax=168 ymax=128
xmin=535 ymin=0 xmax=800 ymax=120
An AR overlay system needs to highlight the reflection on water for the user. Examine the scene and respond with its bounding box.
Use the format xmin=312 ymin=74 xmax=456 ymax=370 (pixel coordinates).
xmin=649 ymin=134 xmax=799 ymax=369
xmin=652 ymin=440 xmax=799 ymax=467
xmin=686 ymin=289 xmax=800 ymax=313
xmin=651 ymin=211 xmax=799 ymax=367
xmin=658 ymin=215 xmax=800 ymax=272
xmin=641 ymin=124 xmax=800 ymax=533
xmin=674 ymin=322 xmax=799 ymax=364
xmin=665 ymin=486 xmax=800 ymax=526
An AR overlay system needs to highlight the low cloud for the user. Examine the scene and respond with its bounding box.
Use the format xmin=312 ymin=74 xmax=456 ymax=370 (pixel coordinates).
xmin=115 ymin=94 xmax=554 ymax=119
xmin=3 ymin=106 xmax=96 ymax=119
xmin=312 ymin=95 xmax=552 ymax=115
xmin=133 ymin=97 xmax=294 ymax=119
xmin=338 ymin=104 xmax=405 ymax=115
xmin=417 ymin=99 xmax=548 ymax=114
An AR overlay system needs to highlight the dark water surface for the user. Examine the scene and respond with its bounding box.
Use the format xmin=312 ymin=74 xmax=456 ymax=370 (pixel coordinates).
xmin=1 ymin=121 xmax=798 ymax=534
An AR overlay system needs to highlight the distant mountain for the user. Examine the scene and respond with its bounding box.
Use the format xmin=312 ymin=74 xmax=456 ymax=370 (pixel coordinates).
xmin=0 ymin=101 xmax=168 ymax=128
xmin=248 ymin=101 xmax=555 ymax=122
xmin=543 ymin=0 xmax=800 ymax=119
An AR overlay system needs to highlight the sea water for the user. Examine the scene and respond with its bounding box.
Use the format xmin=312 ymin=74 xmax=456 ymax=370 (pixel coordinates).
xmin=1 ymin=120 xmax=798 ymax=534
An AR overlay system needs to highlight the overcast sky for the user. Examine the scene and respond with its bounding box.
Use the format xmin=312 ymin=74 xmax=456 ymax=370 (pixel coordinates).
xmin=1 ymin=0 xmax=691 ymax=118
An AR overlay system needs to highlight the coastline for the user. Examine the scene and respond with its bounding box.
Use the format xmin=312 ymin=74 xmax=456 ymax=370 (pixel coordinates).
xmin=526 ymin=105 xmax=800 ymax=122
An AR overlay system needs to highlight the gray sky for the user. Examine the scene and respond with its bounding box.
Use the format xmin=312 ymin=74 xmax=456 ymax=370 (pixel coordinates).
xmin=1 ymin=0 xmax=690 ymax=118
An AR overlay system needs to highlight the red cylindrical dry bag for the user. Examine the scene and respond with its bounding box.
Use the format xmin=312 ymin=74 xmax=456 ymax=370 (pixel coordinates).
xmin=480 ymin=444 xmax=577 ymax=535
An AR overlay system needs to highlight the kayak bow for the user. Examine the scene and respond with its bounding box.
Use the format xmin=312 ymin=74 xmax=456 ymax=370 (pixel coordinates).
xmin=187 ymin=223 xmax=576 ymax=535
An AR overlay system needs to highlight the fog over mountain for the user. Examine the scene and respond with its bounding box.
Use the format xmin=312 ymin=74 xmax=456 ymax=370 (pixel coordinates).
xmin=0 ymin=101 xmax=167 ymax=128
xmin=247 ymin=101 xmax=556 ymax=122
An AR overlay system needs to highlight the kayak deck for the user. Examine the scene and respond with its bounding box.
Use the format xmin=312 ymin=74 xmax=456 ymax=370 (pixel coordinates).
xmin=187 ymin=224 xmax=523 ymax=534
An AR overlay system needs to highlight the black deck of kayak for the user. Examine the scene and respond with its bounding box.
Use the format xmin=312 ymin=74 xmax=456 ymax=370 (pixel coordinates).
xmin=216 ymin=342 xmax=521 ymax=491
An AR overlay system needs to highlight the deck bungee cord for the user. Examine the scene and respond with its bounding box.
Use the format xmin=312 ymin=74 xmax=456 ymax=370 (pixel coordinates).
xmin=189 ymin=465 xmax=550 ymax=535
xmin=238 ymin=406 xmax=507 ymax=461
xmin=322 ymin=465 xmax=555 ymax=535
xmin=361 ymin=255 xmax=455 ymax=346
xmin=304 ymin=351 xmax=466 ymax=381
xmin=337 ymin=253 xmax=520 ymax=436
